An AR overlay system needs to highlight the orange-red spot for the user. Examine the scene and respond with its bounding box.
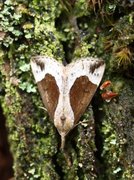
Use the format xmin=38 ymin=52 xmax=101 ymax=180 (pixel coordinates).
xmin=101 ymin=91 xmax=118 ymax=102
xmin=100 ymin=80 xmax=112 ymax=90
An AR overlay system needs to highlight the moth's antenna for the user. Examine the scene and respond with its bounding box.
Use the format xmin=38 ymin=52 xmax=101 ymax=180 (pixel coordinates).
xmin=60 ymin=135 xmax=65 ymax=150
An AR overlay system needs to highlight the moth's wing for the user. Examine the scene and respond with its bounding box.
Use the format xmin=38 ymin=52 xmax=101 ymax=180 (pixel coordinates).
xmin=67 ymin=57 xmax=105 ymax=124
xmin=31 ymin=56 xmax=63 ymax=119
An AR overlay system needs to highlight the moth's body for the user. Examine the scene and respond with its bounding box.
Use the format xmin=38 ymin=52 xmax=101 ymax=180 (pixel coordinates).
xmin=54 ymin=70 xmax=74 ymax=149
xmin=31 ymin=56 xmax=105 ymax=149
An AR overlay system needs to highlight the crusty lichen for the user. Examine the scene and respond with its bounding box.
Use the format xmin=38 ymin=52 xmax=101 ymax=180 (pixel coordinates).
xmin=0 ymin=0 xmax=134 ymax=179
xmin=98 ymin=77 xmax=134 ymax=179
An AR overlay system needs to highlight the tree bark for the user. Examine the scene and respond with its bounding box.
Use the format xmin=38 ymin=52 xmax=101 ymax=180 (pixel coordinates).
xmin=0 ymin=0 xmax=134 ymax=179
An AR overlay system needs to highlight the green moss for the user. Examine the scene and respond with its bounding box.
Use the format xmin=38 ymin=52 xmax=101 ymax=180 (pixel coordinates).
xmin=0 ymin=0 xmax=134 ymax=179
xmin=73 ymin=42 xmax=91 ymax=59
xmin=98 ymin=77 xmax=134 ymax=179
xmin=76 ymin=107 xmax=97 ymax=180
xmin=104 ymin=12 xmax=134 ymax=71
xmin=0 ymin=0 xmax=61 ymax=178
xmin=101 ymin=120 xmax=123 ymax=179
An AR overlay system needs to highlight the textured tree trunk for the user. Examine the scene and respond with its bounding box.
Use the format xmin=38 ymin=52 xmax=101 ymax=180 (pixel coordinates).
xmin=0 ymin=0 xmax=134 ymax=179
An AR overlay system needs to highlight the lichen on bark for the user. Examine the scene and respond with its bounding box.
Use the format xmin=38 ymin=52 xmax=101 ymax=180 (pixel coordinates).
xmin=0 ymin=0 xmax=134 ymax=179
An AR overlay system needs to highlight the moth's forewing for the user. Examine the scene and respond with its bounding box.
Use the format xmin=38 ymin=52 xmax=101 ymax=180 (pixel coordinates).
xmin=67 ymin=58 xmax=105 ymax=124
xmin=37 ymin=74 xmax=59 ymax=119
xmin=69 ymin=76 xmax=97 ymax=123
xmin=31 ymin=56 xmax=62 ymax=119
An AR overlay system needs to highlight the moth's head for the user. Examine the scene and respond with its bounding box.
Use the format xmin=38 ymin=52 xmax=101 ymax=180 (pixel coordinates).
xmin=54 ymin=113 xmax=74 ymax=137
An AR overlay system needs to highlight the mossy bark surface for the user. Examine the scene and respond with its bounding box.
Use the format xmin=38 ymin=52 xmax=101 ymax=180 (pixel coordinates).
xmin=0 ymin=0 xmax=134 ymax=179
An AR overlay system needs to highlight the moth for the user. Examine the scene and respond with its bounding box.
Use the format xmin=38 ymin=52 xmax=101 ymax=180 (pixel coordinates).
xmin=31 ymin=56 xmax=105 ymax=149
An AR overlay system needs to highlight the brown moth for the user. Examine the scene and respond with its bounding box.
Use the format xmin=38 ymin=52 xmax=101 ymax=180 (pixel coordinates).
xmin=31 ymin=56 xmax=105 ymax=149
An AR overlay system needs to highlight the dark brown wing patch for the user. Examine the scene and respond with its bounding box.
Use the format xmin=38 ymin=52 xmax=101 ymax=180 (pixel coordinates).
xmin=32 ymin=56 xmax=45 ymax=70
xmin=70 ymin=76 xmax=97 ymax=124
xmin=37 ymin=73 xmax=59 ymax=119
xmin=90 ymin=60 xmax=104 ymax=73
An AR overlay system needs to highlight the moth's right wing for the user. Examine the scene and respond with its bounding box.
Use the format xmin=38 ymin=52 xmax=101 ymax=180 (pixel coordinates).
xmin=67 ymin=57 xmax=105 ymax=123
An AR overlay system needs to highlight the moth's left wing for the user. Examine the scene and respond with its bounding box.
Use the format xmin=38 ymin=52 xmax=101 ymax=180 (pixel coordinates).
xmin=31 ymin=56 xmax=63 ymax=119
xmin=66 ymin=57 xmax=105 ymax=123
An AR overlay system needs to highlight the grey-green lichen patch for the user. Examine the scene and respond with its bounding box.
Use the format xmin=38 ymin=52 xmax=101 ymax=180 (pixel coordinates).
xmin=0 ymin=0 xmax=134 ymax=179
xmin=99 ymin=77 xmax=134 ymax=179
xmin=0 ymin=0 xmax=62 ymax=178
xmin=76 ymin=106 xmax=97 ymax=180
